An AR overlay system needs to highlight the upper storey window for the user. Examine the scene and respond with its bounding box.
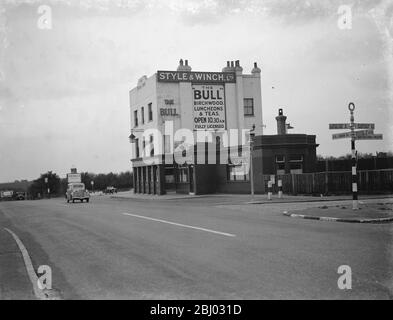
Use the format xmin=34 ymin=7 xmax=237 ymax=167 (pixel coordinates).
xmin=244 ymin=98 xmax=254 ymax=116
xmin=134 ymin=110 xmax=138 ymax=127
xmin=148 ymin=103 xmax=153 ymax=121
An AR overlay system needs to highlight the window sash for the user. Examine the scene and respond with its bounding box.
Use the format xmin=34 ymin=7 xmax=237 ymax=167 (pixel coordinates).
xmin=275 ymin=155 xmax=285 ymax=163
xmin=289 ymin=154 xmax=303 ymax=162
xmin=244 ymin=99 xmax=254 ymax=116
xmin=134 ymin=110 xmax=138 ymax=127
xmin=148 ymin=103 xmax=153 ymax=121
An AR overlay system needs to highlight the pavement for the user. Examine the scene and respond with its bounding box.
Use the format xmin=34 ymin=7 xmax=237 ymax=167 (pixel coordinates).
xmin=0 ymin=217 xmax=36 ymax=299
xmin=0 ymin=195 xmax=392 ymax=299
xmin=112 ymin=189 xmax=393 ymax=204
xmin=284 ymin=201 xmax=393 ymax=223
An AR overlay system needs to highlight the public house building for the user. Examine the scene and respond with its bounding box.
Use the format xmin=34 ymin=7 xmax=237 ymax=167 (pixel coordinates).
xmin=129 ymin=60 xmax=320 ymax=195
xmin=129 ymin=59 xmax=264 ymax=195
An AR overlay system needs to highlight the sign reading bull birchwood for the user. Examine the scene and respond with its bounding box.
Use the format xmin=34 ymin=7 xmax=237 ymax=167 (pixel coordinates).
xmin=192 ymin=85 xmax=226 ymax=130
xmin=157 ymin=71 xmax=236 ymax=83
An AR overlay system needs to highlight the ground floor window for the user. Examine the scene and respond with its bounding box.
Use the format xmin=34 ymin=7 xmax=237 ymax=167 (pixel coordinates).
xmin=289 ymin=154 xmax=303 ymax=174
xmin=227 ymin=163 xmax=250 ymax=181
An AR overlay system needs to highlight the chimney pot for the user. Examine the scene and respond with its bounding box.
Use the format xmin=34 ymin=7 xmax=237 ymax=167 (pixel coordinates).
xmin=185 ymin=59 xmax=188 ymax=66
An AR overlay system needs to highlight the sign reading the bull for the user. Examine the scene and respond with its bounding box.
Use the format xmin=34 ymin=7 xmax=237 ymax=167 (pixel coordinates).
xmin=192 ymin=85 xmax=226 ymax=131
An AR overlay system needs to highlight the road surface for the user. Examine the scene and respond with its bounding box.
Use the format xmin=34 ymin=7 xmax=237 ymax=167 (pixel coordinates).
xmin=0 ymin=196 xmax=392 ymax=299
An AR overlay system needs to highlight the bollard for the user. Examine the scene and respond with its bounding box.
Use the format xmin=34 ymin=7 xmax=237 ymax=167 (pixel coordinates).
xmin=278 ymin=180 xmax=283 ymax=199
xmin=268 ymin=181 xmax=273 ymax=200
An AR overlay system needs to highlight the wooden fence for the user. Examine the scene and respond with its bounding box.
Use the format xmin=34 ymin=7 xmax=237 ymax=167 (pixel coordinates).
xmin=263 ymin=169 xmax=393 ymax=195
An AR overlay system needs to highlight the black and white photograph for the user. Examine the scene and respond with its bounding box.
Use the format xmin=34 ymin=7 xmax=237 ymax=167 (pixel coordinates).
xmin=0 ymin=0 xmax=392 ymax=306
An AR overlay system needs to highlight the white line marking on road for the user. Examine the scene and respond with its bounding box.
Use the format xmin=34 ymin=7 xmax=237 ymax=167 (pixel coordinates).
xmin=3 ymin=228 xmax=59 ymax=300
xmin=4 ymin=228 xmax=46 ymax=299
xmin=121 ymin=213 xmax=236 ymax=237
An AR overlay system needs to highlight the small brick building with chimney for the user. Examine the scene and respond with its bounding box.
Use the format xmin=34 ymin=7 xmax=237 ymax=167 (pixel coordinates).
xmin=258 ymin=109 xmax=319 ymax=176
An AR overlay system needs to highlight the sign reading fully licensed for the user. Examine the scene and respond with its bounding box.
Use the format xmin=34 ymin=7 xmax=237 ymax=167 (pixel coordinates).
xmin=157 ymin=71 xmax=236 ymax=83
xmin=192 ymin=85 xmax=226 ymax=130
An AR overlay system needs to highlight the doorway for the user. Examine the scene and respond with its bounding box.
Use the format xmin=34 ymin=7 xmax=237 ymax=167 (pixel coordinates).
xmin=189 ymin=165 xmax=195 ymax=194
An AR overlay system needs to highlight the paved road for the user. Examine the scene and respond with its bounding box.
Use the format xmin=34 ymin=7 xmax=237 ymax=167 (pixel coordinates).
xmin=0 ymin=196 xmax=392 ymax=299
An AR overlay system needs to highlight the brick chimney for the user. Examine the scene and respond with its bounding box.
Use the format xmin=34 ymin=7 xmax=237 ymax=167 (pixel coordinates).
xmin=276 ymin=108 xmax=287 ymax=135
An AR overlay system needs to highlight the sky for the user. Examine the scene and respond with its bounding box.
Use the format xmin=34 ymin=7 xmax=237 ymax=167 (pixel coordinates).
xmin=0 ymin=0 xmax=392 ymax=182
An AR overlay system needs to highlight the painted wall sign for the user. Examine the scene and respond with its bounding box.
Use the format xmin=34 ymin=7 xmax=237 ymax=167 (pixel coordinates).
xmin=164 ymin=99 xmax=174 ymax=105
xmin=160 ymin=108 xmax=178 ymax=116
xmin=192 ymin=84 xmax=226 ymax=130
xmin=157 ymin=71 xmax=236 ymax=83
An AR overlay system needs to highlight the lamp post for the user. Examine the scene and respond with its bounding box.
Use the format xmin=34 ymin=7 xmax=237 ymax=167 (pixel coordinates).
xmin=44 ymin=177 xmax=50 ymax=199
xmin=249 ymin=125 xmax=256 ymax=199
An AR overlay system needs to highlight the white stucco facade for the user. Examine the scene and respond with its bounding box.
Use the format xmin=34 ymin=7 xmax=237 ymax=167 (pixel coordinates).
xmin=129 ymin=60 xmax=263 ymax=161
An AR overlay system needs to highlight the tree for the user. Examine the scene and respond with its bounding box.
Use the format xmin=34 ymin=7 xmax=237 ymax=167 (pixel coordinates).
xmin=28 ymin=171 xmax=61 ymax=199
xmin=77 ymin=171 xmax=133 ymax=191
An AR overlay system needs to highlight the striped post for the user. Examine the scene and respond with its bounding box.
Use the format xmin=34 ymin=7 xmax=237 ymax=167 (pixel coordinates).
xmin=349 ymin=103 xmax=358 ymax=210
xmin=268 ymin=181 xmax=273 ymax=200
xmin=278 ymin=180 xmax=283 ymax=199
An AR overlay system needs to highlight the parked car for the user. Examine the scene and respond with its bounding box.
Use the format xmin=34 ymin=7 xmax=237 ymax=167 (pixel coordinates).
xmin=0 ymin=190 xmax=14 ymax=201
xmin=104 ymin=186 xmax=117 ymax=194
xmin=14 ymin=192 xmax=26 ymax=200
xmin=66 ymin=183 xmax=90 ymax=203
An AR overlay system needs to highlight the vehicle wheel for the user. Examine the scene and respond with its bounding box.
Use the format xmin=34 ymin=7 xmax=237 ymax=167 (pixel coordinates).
xmin=86 ymin=198 xmax=89 ymax=203
xmin=72 ymin=199 xmax=75 ymax=203
xmin=67 ymin=199 xmax=69 ymax=203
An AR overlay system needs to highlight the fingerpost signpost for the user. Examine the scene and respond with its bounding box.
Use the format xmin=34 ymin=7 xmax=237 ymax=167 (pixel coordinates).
xmin=329 ymin=102 xmax=383 ymax=210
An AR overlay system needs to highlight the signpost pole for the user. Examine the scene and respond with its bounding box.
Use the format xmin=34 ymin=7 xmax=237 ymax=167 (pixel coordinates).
xmin=329 ymin=103 xmax=382 ymax=211
xmin=349 ymin=103 xmax=358 ymax=210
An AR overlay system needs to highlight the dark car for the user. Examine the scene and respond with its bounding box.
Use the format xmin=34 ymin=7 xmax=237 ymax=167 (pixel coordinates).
xmin=104 ymin=186 xmax=117 ymax=194
xmin=14 ymin=192 xmax=26 ymax=200
xmin=66 ymin=183 xmax=90 ymax=203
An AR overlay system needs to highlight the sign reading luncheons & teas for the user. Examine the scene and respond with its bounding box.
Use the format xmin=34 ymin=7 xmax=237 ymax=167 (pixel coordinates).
xmin=192 ymin=85 xmax=226 ymax=130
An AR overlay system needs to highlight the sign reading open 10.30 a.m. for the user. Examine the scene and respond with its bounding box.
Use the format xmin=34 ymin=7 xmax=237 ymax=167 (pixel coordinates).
xmin=192 ymin=85 xmax=226 ymax=130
